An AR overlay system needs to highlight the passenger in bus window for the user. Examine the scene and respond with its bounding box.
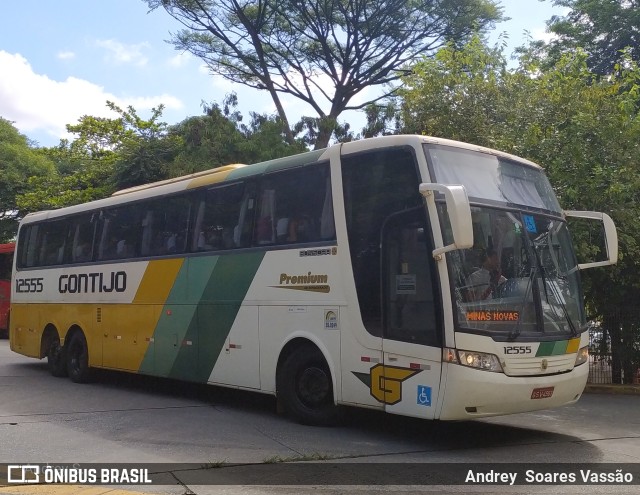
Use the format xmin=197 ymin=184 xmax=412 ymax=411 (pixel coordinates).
xmin=74 ymin=243 xmax=91 ymax=262
xmin=466 ymin=248 xmax=507 ymax=300
xmin=276 ymin=217 xmax=289 ymax=242
xmin=287 ymin=213 xmax=316 ymax=242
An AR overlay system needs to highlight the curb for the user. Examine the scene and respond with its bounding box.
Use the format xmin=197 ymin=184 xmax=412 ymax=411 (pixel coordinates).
xmin=584 ymin=384 xmax=640 ymax=395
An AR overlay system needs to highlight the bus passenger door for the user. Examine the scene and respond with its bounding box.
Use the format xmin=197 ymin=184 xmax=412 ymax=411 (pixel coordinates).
xmin=381 ymin=208 xmax=442 ymax=419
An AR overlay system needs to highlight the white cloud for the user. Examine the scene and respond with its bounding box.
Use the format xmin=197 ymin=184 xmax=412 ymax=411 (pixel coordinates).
xmin=198 ymin=62 xmax=212 ymax=75
xmin=57 ymin=51 xmax=76 ymax=60
xmin=121 ymin=94 xmax=183 ymax=111
xmin=95 ymin=39 xmax=150 ymax=66
xmin=167 ymin=52 xmax=191 ymax=68
xmin=0 ymin=51 xmax=183 ymax=143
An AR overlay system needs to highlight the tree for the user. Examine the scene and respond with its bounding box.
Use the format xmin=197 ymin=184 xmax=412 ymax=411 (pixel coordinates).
xmin=400 ymin=39 xmax=640 ymax=382
xmin=168 ymin=96 xmax=306 ymax=176
xmin=0 ymin=118 xmax=55 ymax=241
xmin=542 ymin=0 xmax=640 ymax=75
xmin=146 ymin=0 xmax=502 ymax=149
xmin=16 ymin=101 xmax=178 ymax=214
xmin=169 ymin=97 xmax=252 ymax=176
xmin=107 ymin=102 xmax=180 ymax=189
xmin=400 ymin=35 xmax=509 ymax=148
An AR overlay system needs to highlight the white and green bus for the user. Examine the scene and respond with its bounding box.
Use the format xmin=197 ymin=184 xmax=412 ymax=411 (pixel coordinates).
xmin=10 ymin=135 xmax=617 ymax=425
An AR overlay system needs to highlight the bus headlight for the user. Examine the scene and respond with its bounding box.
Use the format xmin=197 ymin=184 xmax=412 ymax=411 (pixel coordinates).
xmin=574 ymin=346 xmax=589 ymax=366
xmin=443 ymin=348 xmax=503 ymax=373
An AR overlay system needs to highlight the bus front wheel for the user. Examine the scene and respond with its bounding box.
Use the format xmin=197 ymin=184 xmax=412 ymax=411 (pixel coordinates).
xmin=66 ymin=332 xmax=93 ymax=383
xmin=278 ymin=346 xmax=340 ymax=426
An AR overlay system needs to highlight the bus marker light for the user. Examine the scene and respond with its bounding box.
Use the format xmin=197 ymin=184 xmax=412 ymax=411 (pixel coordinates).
xmin=410 ymin=363 xmax=431 ymax=370
xmin=442 ymin=348 xmax=458 ymax=363
xmin=361 ymin=356 xmax=379 ymax=363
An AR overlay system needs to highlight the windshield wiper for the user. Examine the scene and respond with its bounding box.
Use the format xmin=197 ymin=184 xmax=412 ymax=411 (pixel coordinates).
xmin=532 ymin=243 xmax=578 ymax=337
xmin=508 ymin=266 xmax=535 ymax=341
xmin=545 ymin=276 xmax=578 ymax=336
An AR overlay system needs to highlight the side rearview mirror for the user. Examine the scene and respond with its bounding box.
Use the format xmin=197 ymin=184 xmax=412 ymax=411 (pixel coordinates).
xmin=564 ymin=210 xmax=618 ymax=269
xmin=419 ymin=183 xmax=473 ymax=258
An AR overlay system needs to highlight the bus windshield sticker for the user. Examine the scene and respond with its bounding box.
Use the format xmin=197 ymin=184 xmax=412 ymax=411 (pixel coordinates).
xmin=396 ymin=274 xmax=416 ymax=294
xmin=523 ymin=215 xmax=537 ymax=233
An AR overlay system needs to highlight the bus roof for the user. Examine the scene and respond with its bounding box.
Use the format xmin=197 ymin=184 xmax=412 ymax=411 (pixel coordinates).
xmin=19 ymin=135 xmax=543 ymax=225
xmin=339 ymin=135 xmax=543 ymax=170
xmin=20 ymin=148 xmax=329 ymax=224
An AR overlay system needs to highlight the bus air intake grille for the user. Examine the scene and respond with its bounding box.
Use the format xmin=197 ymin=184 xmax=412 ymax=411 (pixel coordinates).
xmin=503 ymin=355 xmax=575 ymax=377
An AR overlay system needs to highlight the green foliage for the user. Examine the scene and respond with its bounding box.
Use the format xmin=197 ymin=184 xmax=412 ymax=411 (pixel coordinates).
xmin=107 ymin=101 xmax=180 ymax=190
xmin=544 ymin=0 xmax=640 ymax=75
xmin=400 ymin=35 xmax=509 ymax=148
xmin=9 ymin=95 xmax=305 ymax=225
xmin=0 ymin=118 xmax=55 ymax=241
xmin=168 ymin=100 xmax=248 ymax=176
xmin=399 ymin=37 xmax=640 ymax=380
xmin=237 ymin=112 xmax=307 ymax=160
xmin=169 ymin=97 xmax=306 ymax=176
xmin=17 ymin=163 xmax=113 ymax=213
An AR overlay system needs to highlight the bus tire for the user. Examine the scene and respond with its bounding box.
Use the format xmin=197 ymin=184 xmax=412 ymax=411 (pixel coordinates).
xmin=277 ymin=345 xmax=340 ymax=426
xmin=47 ymin=336 xmax=67 ymax=378
xmin=66 ymin=332 xmax=93 ymax=383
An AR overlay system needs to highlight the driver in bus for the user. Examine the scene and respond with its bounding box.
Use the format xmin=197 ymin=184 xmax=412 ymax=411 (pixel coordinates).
xmin=467 ymin=248 xmax=507 ymax=301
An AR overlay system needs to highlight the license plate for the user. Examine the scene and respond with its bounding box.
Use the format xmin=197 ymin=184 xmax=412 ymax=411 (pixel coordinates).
xmin=531 ymin=386 xmax=554 ymax=399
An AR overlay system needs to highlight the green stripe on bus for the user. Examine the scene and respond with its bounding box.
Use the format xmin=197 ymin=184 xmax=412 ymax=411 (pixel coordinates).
xmin=536 ymin=340 xmax=568 ymax=357
xmin=183 ymin=251 xmax=265 ymax=382
xmin=139 ymin=256 xmax=219 ymax=377
xmin=143 ymin=252 xmax=265 ymax=382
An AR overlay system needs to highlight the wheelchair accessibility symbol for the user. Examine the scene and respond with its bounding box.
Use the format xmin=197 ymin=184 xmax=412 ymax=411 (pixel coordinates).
xmin=417 ymin=385 xmax=432 ymax=406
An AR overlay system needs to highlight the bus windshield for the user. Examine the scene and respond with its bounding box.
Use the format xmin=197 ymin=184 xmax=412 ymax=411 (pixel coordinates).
xmin=425 ymin=143 xmax=562 ymax=213
xmin=424 ymin=144 xmax=585 ymax=339
xmin=443 ymin=207 xmax=584 ymax=338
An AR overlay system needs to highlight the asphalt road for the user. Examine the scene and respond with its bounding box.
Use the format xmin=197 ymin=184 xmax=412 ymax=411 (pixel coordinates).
xmin=0 ymin=339 xmax=639 ymax=494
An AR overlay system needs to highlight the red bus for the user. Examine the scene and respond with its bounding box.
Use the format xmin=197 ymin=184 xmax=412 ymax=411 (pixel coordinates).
xmin=0 ymin=243 xmax=15 ymax=337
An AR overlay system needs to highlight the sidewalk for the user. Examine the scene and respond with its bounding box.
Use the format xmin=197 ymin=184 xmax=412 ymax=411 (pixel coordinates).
xmin=584 ymin=383 xmax=640 ymax=395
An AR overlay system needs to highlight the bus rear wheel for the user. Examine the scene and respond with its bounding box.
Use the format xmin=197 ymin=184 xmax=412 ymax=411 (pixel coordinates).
xmin=278 ymin=346 xmax=340 ymax=426
xmin=47 ymin=336 xmax=67 ymax=377
xmin=66 ymin=332 xmax=93 ymax=383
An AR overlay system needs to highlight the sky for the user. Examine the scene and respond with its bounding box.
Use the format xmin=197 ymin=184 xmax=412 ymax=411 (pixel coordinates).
xmin=0 ymin=0 xmax=567 ymax=148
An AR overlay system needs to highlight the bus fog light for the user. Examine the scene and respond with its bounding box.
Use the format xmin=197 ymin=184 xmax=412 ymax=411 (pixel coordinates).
xmin=457 ymin=350 xmax=503 ymax=372
xmin=574 ymin=346 xmax=589 ymax=366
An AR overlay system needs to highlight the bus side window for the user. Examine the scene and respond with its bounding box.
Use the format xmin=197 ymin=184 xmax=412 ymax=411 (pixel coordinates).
xmin=193 ymin=182 xmax=250 ymax=252
xmin=39 ymin=220 xmax=69 ymax=266
xmin=69 ymin=214 xmax=95 ymax=264
xmin=18 ymin=225 xmax=40 ymax=268
xmin=255 ymin=188 xmax=276 ymax=245
xmin=97 ymin=205 xmax=143 ymax=260
xmin=233 ymin=184 xmax=255 ymax=248
xmin=258 ymin=162 xmax=334 ymax=247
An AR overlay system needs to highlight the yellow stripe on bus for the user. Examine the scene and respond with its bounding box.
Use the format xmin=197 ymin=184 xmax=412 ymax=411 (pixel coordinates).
xmin=133 ymin=258 xmax=184 ymax=305
xmin=185 ymin=164 xmax=245 ymax=189
xmin=566 ymin=337 xmax=581 ymax=354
